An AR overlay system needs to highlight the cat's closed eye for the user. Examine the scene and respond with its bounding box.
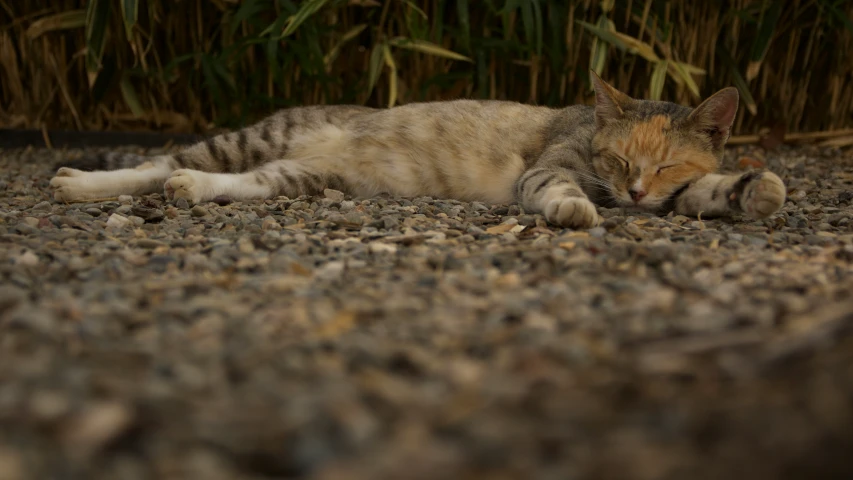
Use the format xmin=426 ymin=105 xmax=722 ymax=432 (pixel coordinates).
xmin=611 ymin=155 xmax=630 ymax=170
xmin=656 ymin=165 xmax=677 ymax=175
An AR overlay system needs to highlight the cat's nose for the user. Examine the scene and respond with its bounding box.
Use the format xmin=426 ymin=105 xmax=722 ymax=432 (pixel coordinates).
xmin=629 ymin=188 xmax=647 ymax=202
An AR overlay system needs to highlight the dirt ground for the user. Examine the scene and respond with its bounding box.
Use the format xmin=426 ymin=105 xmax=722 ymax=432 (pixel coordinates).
xmin=1 ymin=144 xmax=853 ymax=480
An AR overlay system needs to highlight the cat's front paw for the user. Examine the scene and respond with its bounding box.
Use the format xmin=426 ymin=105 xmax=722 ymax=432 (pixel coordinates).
xmin=164 ymin=169 xmax=211 ymax=205
xmin=737 ymin=172 xmax=786 ymax=219
xmin=50 ymin=167 xmax=94 ymax=202
xmin=544 ymin=196 xmax=600 ymax=229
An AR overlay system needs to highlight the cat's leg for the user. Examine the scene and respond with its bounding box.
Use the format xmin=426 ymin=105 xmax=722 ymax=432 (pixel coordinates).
xmin=673 ymin=171 xmax=786 ymax=219
xmin=50 ymin=111 xmax=297 ymax=202
xmin=515 ymin=167 xmax=601 ymax=229
xmin=164 ymin=159 xmax=348 ymax=204
xmin=51 ymin=155 xmax=177 ymax=202
xmin=49 ymin=132 xmax=256 ymax=202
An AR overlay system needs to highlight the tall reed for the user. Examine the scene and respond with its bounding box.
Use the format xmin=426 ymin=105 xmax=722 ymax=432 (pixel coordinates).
xmin=1 ymin=0 xmax=851 ymax=134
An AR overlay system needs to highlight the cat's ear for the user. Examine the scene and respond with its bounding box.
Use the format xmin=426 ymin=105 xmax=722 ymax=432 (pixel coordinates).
xmin=590 ymin=70 xmax=633 ymax=128
xmin=688 ymin=87 xmax=739 ymax=149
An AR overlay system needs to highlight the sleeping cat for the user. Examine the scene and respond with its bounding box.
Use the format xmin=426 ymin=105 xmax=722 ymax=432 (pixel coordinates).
xmin=50 ymin=72 xmax=786 ymax=228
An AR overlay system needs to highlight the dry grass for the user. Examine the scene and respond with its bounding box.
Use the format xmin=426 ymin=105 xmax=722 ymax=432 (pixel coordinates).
xmin=1 ymin=0 xmax=851 ymax=135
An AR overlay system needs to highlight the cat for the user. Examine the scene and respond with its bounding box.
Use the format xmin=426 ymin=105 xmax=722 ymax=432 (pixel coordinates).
xmin=50 ymin=71 xmax=786 ymax=229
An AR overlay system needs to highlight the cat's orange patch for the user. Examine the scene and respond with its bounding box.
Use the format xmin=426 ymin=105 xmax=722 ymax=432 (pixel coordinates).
xmin=623 ymin=115 xmax=672 ymax=163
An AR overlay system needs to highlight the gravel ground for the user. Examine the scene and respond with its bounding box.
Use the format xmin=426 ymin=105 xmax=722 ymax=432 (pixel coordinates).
xmin=2 ymin=145 xmax=853 ymax=480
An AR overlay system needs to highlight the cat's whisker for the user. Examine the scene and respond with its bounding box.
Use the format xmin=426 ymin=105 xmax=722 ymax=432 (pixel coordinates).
xmin=572 ymin=172 xmax=614 ymax=190
xmin=572 ymin=168 xmax=611 ymax=182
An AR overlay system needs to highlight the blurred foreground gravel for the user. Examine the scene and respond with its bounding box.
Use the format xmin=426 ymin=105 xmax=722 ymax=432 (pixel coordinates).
xmin=2 ymin=145 xmax=853 ymax=480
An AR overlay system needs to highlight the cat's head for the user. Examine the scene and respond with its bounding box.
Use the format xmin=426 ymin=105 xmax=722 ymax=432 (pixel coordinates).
xmin=589 ymin=71 xmax=738 ymax=210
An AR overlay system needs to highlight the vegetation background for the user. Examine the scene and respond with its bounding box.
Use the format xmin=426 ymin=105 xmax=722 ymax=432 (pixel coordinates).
xmin=1 ymin=0 xmax=851 ymax=138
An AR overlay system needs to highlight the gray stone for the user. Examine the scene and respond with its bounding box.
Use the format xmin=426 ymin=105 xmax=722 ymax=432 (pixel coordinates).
xmin=191 ymin=205 xmax=210 ymax=217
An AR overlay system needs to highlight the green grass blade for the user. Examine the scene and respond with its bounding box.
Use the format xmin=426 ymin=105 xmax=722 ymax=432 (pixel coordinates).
xmin=279 ymin=0 xmax=330 ymax=39
xmin=679 ymin=63 xmax=707 ymax=75
xmin=611 ymin=31 xmax=659 ymax=62
xmin=383 ymin=44 xmax=397 ymax=108
xmin=576 ymin=19 xmax=627 ymax=51
xmin=719 ymin=46 xmax=758 ymax=115
xmin=367 ymin=42 xmax=385 ymax=100
xmin=201 ymin=54 xmax=225 ymax=107
xmin=120 ymin=75 xmax=144 ymax=117
xmin=389 ymin=37 xmax=472 ymax=62
xmin=230 ymin=0 xmax=268 ymax=36
xmin=120 ymin=0 xmax=138 ymax=39
xmin=750 ymin=1 xmax=781 ymax=62
xmin=84 ymin=0 xmax=111 ymax=85
xmin=400 ymin=0 xmax=427 ymax=19
xmin=669 ymin=62 xmax=701 ymax=98
xmin=586 ymin=16 xmax=618 ymax=78
xmin=260 ymin=11 xmax=289 ymax=39
xmin=324 ymin=23 xmax=368 ymax=68
xmin=25 ymin=10 xmax=86 ymax=39
xmin=747 ymin=0 xmax=781 ymax=81
xmin=650 ymin=60 xmax=667 ymax=100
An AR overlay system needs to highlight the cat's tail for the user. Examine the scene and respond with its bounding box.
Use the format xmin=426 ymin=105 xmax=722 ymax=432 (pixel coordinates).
xmin=55 ymin=151 xmax=152 ymax=172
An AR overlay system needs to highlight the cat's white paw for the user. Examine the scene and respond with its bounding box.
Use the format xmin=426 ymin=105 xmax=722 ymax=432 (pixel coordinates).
xmin=50 ymin=168 xmax=95 ymax=202
xmin=55 ymin=167 xmax=85 ymax=178
xmin=740 ymin=172 xmax=786 ymax=219
xmin=164 ymin=169 xmax=211 ymax=205
xmin=544 ymin=196 xmax=600 ymax=229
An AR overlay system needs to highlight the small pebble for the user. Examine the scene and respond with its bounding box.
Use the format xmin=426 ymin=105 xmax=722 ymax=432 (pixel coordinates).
xmin=212 ymin=195 xmax=232 ymax=206
xmin=262 ymin=217 xmax=280 ymax=231
xmin=324 ymin=189 xmax=346 ymax=202
xmin=588 ymin=227 xmax=607 ymax=238
xmin=106 ymin=213 xmax=132 ymax=230
xmin=191 ymin=205 xmax=210 ymax=217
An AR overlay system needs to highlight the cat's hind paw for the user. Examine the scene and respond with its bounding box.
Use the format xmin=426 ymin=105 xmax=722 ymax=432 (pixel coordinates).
xmin=544 ymin=196 xmax=600 ymax=229
xmin=164 ymin=169 xmax=211 ymax=205
xmin=738 ymin=171 xmax=786 ymax=219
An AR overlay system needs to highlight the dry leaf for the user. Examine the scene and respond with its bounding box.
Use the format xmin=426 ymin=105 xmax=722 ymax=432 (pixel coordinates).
xmin=486 ymin=223 xmax=517 ymax=234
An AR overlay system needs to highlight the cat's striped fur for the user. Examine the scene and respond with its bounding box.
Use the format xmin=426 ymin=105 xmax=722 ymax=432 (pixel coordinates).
xmin=50 ymin=73 xmax=786 ymax=228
